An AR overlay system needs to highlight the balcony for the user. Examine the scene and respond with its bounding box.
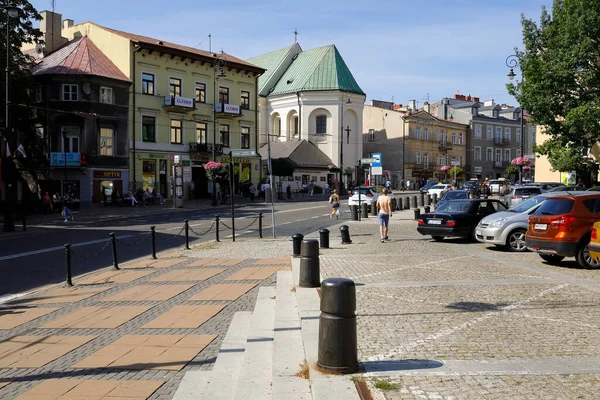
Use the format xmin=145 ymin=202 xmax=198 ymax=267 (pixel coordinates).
xmin=164 ymin=96 xmax=195 ymax=111
xmin=214 ymin=103 xmax=242 ymax=118
xmin=493 ymin=137 xmax=511 ymax=145
xmin=438 ymin=142 xmax=453 ymax=151
xmin=494 ymin=161 xmax=510 ymax=168
xmin=189 ymin=142 xmax=223 ymax=155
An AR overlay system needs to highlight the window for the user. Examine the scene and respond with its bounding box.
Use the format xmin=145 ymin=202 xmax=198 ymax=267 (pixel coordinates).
xmin=170 ymin=119 xmax=182 ymax=144
xmin=142 ymin=73 xmax=155 ymax=95
xmin=495 ymin=126 xmax=502 ymax=140
xmin=277 ymin=118 xmax=282 ymax=136
xmin=61 ymin=126 xmax=80 ymax=152
xmin=241 ymin=126 xmax=250 ymax=149
xmin=196 ymin=122 xmax=207 ymax=144
xmin=316 ymin=115 xmax=327 ymax=135
xmin=459 ymin=132 xmax=463 ymax=145
xmin=169 ymin=78 xmax=182 ymax=97
xmin=486 ymin=126 xmax=493 ymax=140
xmin=195 ymin=83 xmax=206 ymax=103
xmin=241 ymin=90 xmax=250 ymax=109
xmin=583 ymin=199 xmax=597 ymax=213
xmin=495 ymin=148 xmax=502 ymax=162
xmin=142 ymin=116 xmax=156 ymax=142
xmin=475 ymin=124 xmax=482 ymax=138
xmin=504 ymin=127 xmax=511 ymax=141
xmin=368 ymin=129 xmax=375 ymax=141
xmin=62 ymin=84 xmax=78 ymax=101
xmin=35 ymin=86 xmax=43 ymax=102
xmin=415 ymin=126 xmax=421 ymax=139
xmin=423 ymin=152 xmax=430 ymax=168
xmin=504 ymin=149 xmax=511 ymax=161
xmin=220 ymin=124 xmax=230 ymax=147
xmin=424 ymin=127 xmax=429 ymax=140
xmin=415 ymin=151 xmax=421 ymax=164
xmin=486 ymin=147 xmax=493 ymax=161
xmin=516 ymin=127 xmax=522 ymax=142
xmin=100 ymin=86 xmax=113 ymax=104
xmin=516 ymin=148 xmax=522 ymax=158
xmin=99 ymin=128 xmax=114 ymax=156
xmin=452 ymin=132 xmax=456 ymax=144
xmin=474 ymin=146 xmax=482 ymax=161
xmin=219 ymin=87 xmax=229 ymax=104
xmin=293 ymin=117 xmax=299 ymax=137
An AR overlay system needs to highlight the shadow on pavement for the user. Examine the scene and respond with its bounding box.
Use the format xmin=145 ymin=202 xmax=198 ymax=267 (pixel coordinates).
xmin=361 ymin=359 xmax=444 ymax=373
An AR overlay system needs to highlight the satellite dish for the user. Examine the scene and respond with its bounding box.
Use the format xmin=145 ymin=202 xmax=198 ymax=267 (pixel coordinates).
xmin=35 ymin=43 xmax=43 ymax=55
xmin=82 ymin=82 xmax=91 ymax=95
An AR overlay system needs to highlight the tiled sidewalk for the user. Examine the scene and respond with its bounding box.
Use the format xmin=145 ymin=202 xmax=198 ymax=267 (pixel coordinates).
xmin=0 ymin=246 xmax=291 ymax=400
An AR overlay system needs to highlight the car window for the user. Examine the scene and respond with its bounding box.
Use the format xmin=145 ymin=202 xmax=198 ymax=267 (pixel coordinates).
xmin=514 ymin=188 xmax=542 ymax=196
xmin=510 ymin=196 xmax=545 ymax=213
xmin=492 ymin=201 xmax=507 ymax=211
xmin=583 ymin=199 xmax=596 ymax=213
xmin=435 ymin=200 xmax=471 ymax=213
xmin=534 ymin=199 xmax=575 ymax=216
xmin=352 ymin=189 xmax=372 ymax=195
xmin=431 ymin=185 xmax=446 ymax=190
xmin=476 ymin=201 xmax=497 ymax=214
xmin=445 ymin=191 xmax=467 ymax=200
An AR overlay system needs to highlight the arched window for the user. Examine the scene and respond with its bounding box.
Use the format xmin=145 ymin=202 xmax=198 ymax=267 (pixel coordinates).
xmin=316 ymin=115 xmax=327 ymax=135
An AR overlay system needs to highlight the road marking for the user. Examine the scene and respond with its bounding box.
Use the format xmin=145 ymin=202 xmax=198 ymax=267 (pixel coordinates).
xmin=349 ymin=256 xmax=469 ymax=279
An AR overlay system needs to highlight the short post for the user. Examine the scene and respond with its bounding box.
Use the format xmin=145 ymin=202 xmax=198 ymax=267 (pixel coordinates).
xmin=426 ymin=194 xmax=431 ymax=206
xmin=292 ymin=233 xmax=304 ymax=257
xmin=64 ymin=244 xmax=73 ymax=287
xmin=319 ymin=228 xmax=330 ymax=249
xmin=370 ymin=201 xmax=377 ymax=217
xmin=411 ymin=195 xmax=418 ymax=208
xmin=150 ymin=226 xmax=157 ymax=259
xmin=215 ymin=215 xmax=220 ymax=242
xmin=403 ymin=196 xmax=410 ymax=210
xmin=299 ymin=239 xmax=320 ymax=288
xmin=419 ymin=194 xmax=424 ymax=206
xmin=350 ymin=205 xmax=358 ymax=221
xmin=424 ymin=205 xmax=431 ymax=213
xmin=258 ymin=213 xmax=263 ymax=239
xmin=184 ymin=220 xmax=190 ymax=250
xmin=339 ymin=225 xmax=352 ymax=244
xmin=361 ymin=203 xmax=368 ymax=219
xmin=432 ymin=194 xmax=438 ymax=205
xmin=413 ymin=208 xmax=421 ymax=221
xmin=317 ymin=278 xmax=358 ymax=374
xmin=109 ymin=232 xmax=120 ymax=270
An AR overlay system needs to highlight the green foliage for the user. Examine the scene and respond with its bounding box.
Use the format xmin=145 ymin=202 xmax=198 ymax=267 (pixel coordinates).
xmin=508 ymin=0 xmax=600 ymax=173
xmin=506 ymin=165 xmax=519 ymax=175
xmin=271 ymin=158 xmax=296 ymax=177
xmin=449 ymin=166 xmax=464 ymax=176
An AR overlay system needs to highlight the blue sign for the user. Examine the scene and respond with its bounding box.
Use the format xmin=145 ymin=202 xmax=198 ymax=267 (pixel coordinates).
xmin=50 ymin=152 xmax=81 ymax=167
xmin=372 ymin=153 xmax=382 ymax=167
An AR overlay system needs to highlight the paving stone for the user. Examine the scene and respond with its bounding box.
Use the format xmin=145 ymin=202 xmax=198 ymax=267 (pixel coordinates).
xmin=150 ymin=269 xmax=225 ymax=282
xmin=141 ymin=305 xmax=224 ymax=329
xmin=186 ymin=258 xmax=245 ymax=267
xmin=17 ymin=287 xmax=112 ymax=305
xmin=0 ymin=335 xmax=96 ymax=368
xmin=102 ymin=285 xmax=193 ymax=302
xmin=15 ymin=378 xmax=165 ymax=400
xmin=77 ymin=270 xmax=154 ymax=285
xmin=187 ymin=284 xmax=257 ymax=301
xmin=0 ymin=307 xmax=59 ymax=329
xmin=225 ymin=267 xmax=284 ymax=281
xmin=41 ymin=306 xmax=152 ymax=329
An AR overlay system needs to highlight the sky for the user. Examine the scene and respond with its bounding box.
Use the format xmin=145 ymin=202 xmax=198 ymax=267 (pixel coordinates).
xmin=30 ymin=0 xmax=553 ymax=107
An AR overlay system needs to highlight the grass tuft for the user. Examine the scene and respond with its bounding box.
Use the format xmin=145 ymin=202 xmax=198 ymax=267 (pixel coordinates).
xmin=372 ymin=377 xmax=400 ymax=391
xmin=296 ymin=361 xmax=310 ymax=379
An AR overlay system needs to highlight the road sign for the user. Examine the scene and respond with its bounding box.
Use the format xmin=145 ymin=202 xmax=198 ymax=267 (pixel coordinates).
xmin=451 ymin=160 xmax=459 ymax=166
xmin=371 ymin=153 xmax=383 ymax=175
xmin=360 ymin=158 xmax=377 ymax=165
xmin=231 ymin=149 xmax=257 ymax=157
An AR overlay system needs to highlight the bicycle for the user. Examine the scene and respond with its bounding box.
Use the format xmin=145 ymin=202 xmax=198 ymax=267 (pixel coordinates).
xmin=217 ymin=189 xmax=231 ymax=205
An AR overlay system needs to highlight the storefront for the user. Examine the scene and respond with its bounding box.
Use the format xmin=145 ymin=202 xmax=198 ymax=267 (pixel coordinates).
xmin=91 ymin=169 xmax=128 ymax=203
xmin=133 ymin=152 xmax=192 ymax=199
xmin=217 ymin=155 xmax=261 ymax=194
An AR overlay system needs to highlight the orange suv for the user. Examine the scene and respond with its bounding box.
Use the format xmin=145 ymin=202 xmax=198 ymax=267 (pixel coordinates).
xmin=526 ymin=193 xmax=600 ymax=268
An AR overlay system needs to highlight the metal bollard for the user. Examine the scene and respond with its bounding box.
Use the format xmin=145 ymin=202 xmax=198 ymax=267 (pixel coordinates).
xmin=64 ymin=244 xmax=73 ymax=287
xmin=339 ymin=225 xmax=352 ymax=244
xmin=109 ymin=232 xmax=120 ymax=270
xmin=414 ymin=208 xmax=421 ymax=220
xmin=350 ymin=205 xmax=359 ymax=221
xmin=150 ymin=226 xmax=157 ymax=259
xmin=317 ymin=278 xmax=358 ymax=374
xmin=361 ymin=203 xmax=368 ymax=219
xmin=424 ymin=205 xmax=431 ymax=213
xmin=411 ymin=196 xmax=418 ymax=208
xmin=403 ymin=196 xmax=410 ymax=210
xmin=184 ymin=220 xmax=190 ymax=250
xmin=299 ymin=239 xmax=320 ymax=288
xmin=432 ymin=194 xmax=438 ymax=205
xmin=319 ymin=228 xmax=330 ymax=249
xmin=426 ymin=194 xmax=431 ymax=206
xmin=258 ymin=213 xmax=263 ymax=238
xmin=292 ymin=233 xmax=304 ymax=257
xmin=215 ymin=215 xmax=220 ymax=242
xmin=370 ymin=201 xmax=377 ymax=217
xmin=419 ymin=194 xmax=424 ymax=206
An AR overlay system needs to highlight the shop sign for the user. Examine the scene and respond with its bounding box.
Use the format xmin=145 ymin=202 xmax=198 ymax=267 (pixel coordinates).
xmin=164 ymin=96 xmax=195 ymax=109
xmin=50 ymin=152 xmax=81 ymax=167
xmin=183 ymin=160 xmax=191 ymax=166
xmin=94 ymin=170 xmax=122 ymax=179
xmin=215 ymin=103 xmax=241 ymax=115
xmin=220 ymin=157 xmax=253 ymax=163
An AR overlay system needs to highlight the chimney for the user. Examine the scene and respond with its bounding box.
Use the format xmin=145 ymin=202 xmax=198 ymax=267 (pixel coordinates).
xmin=408 ymin=99 xmax=416 ymax=111
xmin=423 ymin=101 xmax=430 ymax=113
xmin=63 ymin=19 xmax=74 ymax=30
xmin=466 ymin=95 xmax=471 ymax=101
xmin=40 ymin=10 xmax=68 ymax=54
xmin=453 ymin=93 xmax=466 ymax=101
xmin=472 ymin=97 xmax=480 ymax=103
xmin=393 ymin=104 xmax=402 ymax=111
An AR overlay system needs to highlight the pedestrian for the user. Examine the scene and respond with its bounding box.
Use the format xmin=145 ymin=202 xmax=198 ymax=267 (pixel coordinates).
xmin=286 ymin=183 xmax=292 ymax=200
xmin=248 ymin=183 xmax=256 ymax=202
xmin=400 ymin=179 xmax=405 ymax=191
xmin=406 ymin=180 xmax=410 ymax=191
xmin=63 ymin=193 xmax=74 ymax=222
xmin=329 ymin=189 xmax=340 ymax=219
xmin=323 ymin=181 xmax=329 ymax=194
xmin=189 ymin=181 xmax=195 ymax=199
xmin=376 ymin=188 xmax=392 ymax=243
xmin=42 ymin=192 xmax=51 ymax=214
xmin=308 ymin=181 xmax=315 ymax=196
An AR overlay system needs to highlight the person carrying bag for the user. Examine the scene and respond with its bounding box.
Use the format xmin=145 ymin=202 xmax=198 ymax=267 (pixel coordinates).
xmin=329 ymin=189 xmax=340 ymax=219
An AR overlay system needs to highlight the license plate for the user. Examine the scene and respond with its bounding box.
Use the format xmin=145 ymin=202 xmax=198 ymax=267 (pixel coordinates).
xmin=476 ymin=229 xmax=482 ymax=236
xmin=428 ymin=219 xmax=442 ymax=225
xmin=534 ymin=223 xmax=547 ymax=230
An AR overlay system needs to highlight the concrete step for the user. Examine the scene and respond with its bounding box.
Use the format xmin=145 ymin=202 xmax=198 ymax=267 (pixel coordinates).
xmin=233 ymin=286 xmax=277 ymax=400
xmin=272 ymin=271 xmax=312 ymax=400
xmin=172 ymin=311 xmax=253 ymax=400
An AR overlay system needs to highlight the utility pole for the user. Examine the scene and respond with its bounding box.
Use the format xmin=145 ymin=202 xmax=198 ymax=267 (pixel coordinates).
xmin=266 ymin=134 xmax=275 ymax=238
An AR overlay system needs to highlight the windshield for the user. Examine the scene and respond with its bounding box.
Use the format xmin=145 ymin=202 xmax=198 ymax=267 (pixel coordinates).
xmin=514 ymin=188 xmax=542 ymax=196
xmin=534 ymin=199 xmax=575 ymax=216
xmin=509 ymin=195 xmax=545 ymax=213
xmin=442 ymin=191 xmax=468 ymax=200
xmin=352 ymin=189 xmax=372 ymax=195
xmin=435 ymin=200 xmax=471 ymax=213
xmin=431 ymin=185 xmax=446 ymax=190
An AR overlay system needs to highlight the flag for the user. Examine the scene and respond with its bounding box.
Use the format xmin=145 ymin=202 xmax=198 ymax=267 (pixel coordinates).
xmin=5 ymin=143 xmax=11 ymax=157
xmin=17 ymin=144 xmax=27 ymax=158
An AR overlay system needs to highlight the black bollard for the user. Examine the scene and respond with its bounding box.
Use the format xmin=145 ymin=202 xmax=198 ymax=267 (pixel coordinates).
xmin=432 ymin=193 xmax=438 ymax=205
xmin=299 ymin=239 xmax=320 ymax=288
xmin=350 ymin=205 xmax=358 ymax=221
xmin=425 ymin=194 xmax=431 ymax=206
xmin=370 ymin=201 xmax=377 ymax=217
xmin=419 ymin=194 xmax=424 ymax=206
xmin=109 ymin=233 xmax=120 ymax=270
xmin=317 ymin=278 xmax=358 ymax=374
xmin=292 ymin=233 xmax=304 ymax=257
xmin=258 ymin=213 xmax=263 ymax=239
xmin=412 ymin=195 xmax=418 ymax=208
xmin=339 ymin=225 xmax=352 ymax=244
xmin=361 ymin=203 xmax=368 ymax=219
xmin=403 ymin=196 xmax=410 ymax=210
xmin=150 ymin=226 xmax=157 ymax=259
xmin=414 ymin=208 xmax=421 ymax=220
xmin=215 ymin=215 xmax=220 ymax=242
xmin=184 ymin=220 xmax=190 ymax=250
xmin=424 ymin=205 xmax=431 ymax=213
xmin=319 ymin=229 xmax=330 ymax=249
xmin=64 ymin=244 xmax=73 ymax=287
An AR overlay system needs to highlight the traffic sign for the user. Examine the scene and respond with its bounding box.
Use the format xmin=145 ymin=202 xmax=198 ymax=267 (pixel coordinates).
xmin=451 ymin=160 xmax=459 ymax=166
xmin=231 ymin=149 xmax=257 ymax=157
xmin=360 ymin=158 xmax=377 ymax=165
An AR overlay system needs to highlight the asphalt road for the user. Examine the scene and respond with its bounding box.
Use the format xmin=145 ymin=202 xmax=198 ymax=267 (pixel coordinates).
xmin=0 ymin=199 xmax=343 ymax=297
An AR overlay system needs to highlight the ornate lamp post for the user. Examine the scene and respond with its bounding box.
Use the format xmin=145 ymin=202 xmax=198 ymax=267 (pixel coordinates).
xmin=506 ymin=54 xmax=526 ymax=184
xmin=211 ymin=54 xmax=226 ymax=206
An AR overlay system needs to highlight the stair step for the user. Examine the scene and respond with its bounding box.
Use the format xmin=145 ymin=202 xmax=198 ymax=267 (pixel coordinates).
xmin=233 ymin=286 xmax=277 ymax=400
xmin=272 ymin=271 xmax=312 ymax=399
xmin=172 ymin=311 xmax=252 ymax=400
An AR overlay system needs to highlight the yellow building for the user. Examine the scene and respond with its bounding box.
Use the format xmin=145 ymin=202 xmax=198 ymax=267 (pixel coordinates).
xmin=402 ymin=111 xmax=468 ymax=185
xmin=55 ymin=21 xmax=264 ymax=199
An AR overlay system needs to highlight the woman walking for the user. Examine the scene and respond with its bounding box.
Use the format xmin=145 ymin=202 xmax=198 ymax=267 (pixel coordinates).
xmin=329 ymin=189 xmax=340 ymax=219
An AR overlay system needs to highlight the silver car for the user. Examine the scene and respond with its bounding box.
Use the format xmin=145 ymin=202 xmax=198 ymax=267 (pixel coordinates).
xmin=501 ymin=185 xmax=542 ymax=208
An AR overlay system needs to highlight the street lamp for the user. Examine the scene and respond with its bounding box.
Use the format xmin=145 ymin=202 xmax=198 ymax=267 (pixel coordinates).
xmin=506 ymin=54 xmax=526 ymax=183
xmin=339 ymin=90 xmax=352 ymax=194
xmin=2 ymin=5 xmax=20 ymax=233
xmin=211 ymin=54 xmax=226 ymax=206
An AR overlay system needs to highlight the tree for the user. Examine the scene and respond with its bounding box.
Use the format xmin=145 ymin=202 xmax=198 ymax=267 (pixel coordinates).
xmin=505 ymin=165 xmax=519 ymax=180
xmin=507 ymin=0 xmax=600 ymax=175
xmin=271 ymin=158 xmax=296 ymax=177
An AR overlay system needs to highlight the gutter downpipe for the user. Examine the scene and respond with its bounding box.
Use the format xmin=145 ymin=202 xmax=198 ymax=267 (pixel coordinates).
xmin=131 ymin=44 xmax=142 ymax=191
xmin=296 ymin=91 xmax=301 ymax=141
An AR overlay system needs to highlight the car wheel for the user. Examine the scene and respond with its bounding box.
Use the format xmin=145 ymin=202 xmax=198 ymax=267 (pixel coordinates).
xmin=506 ymin=229 xmax=527 ymax=252
xmin=539 ymin=254 xmax=565 ymax=265
xmin=432 ymin=236 xmax=444 ymax=242
xmin=575 ymin=243 xmax=600 ymax=269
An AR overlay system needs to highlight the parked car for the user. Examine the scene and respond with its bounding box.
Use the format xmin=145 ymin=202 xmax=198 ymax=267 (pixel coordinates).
xmin=435 ymin=190 xmax=471 ymax=210
xmin=488 ymin=179 xmax=511 ymax=195
xmin=427 ymin=184 xmax=451 ymax=197
xmin=417 ymin=199 xmax=507 ymax=241
xmin=546 ymin=185 xmax=586 ymax=193
xmin=501 ymin=186 xmax=543 ymax=208
xmin=527 ymin=182 xmax=564 ymax=192
xmin=525 ymin=193 xmax=600 ymax=268
xmin=420 ymin=181 xmax=438 ymax=194
xmin=347 ymin=186 xmax=397 ymax=211
xmin=588 ymin=221 xmax=600 ymax=262
xmin=461 ymin=181 xmax=481 ymax=197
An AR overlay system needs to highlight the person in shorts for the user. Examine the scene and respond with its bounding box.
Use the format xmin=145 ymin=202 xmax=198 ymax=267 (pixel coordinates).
xmin=376 ymin=188 xmax=392 ymax=242
xmin=329 ymin=189 xmax=340 ymax=219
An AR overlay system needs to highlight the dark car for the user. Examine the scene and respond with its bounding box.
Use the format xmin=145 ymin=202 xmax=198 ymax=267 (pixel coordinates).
xmin=417 ymin=199 xmax=508 ymax=241
xmin=461 ymin=181 xmax=481 ymax=197
xmin=546 ymin=185 xmax=587 ymax=193
xmin=420 ymin=181 xmax=438 ymax=194
xmin=434 ymin=190 xmax=471 ymax=210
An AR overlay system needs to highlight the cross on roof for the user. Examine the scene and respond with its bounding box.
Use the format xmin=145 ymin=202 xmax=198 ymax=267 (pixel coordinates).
xmin=293 ymin=28 xmax=299 ymax=43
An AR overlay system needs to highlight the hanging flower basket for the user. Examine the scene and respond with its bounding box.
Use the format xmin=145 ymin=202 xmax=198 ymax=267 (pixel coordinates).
xmin=440 ymin=165 xmax=451 ymax=171
xmin=204 ymin=161 xmax=229 ymax=182
xmin=511 ymin=157 xmax=531 ymax=166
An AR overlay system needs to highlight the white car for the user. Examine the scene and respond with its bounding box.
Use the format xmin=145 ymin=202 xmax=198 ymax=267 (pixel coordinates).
xmin=347 ymin=186 xmax=397 ymax=211
xmin=427 ymin=184 xmax=451 ymax=197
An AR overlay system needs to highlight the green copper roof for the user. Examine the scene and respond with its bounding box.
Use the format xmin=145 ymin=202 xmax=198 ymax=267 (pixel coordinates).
xmin=247 ymin=45 xmax=297 ymax=95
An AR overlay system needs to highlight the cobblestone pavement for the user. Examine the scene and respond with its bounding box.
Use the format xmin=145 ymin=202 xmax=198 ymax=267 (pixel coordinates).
xmin=316 ymin=209 xmax=600 ymax=399
xmin=0 ymin=238 xmax=291 ymax=400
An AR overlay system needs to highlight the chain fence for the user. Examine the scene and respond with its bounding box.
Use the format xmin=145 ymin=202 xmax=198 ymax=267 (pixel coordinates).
xmin=189 ymin=221 xmax=216 ymax=237
xmin=156 ymin=225 xmax=185 ymax=242
xmin=219 ymin=216 xmax=259 ymax=232
xmin=70 ymin=239 xmax=112 ymax=259
xmin=115 ymin=233 xmax=152 ymax=247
